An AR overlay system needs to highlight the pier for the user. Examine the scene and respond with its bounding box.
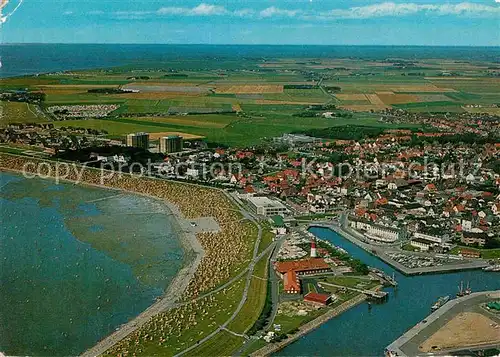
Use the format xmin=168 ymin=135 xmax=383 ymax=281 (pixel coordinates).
xmin=386 ymin=291 xmax=500 ymax=357
xmin=318 ymin=281 xmax=388 ymax=302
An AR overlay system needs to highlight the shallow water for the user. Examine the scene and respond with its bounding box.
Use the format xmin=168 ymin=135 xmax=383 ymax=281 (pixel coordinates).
xmin=0 ymin=172 xmax=188 ymax=356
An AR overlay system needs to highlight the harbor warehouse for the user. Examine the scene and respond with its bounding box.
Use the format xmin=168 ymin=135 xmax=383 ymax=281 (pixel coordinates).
xmin=247 ymin=196 xmax=287 ymax=216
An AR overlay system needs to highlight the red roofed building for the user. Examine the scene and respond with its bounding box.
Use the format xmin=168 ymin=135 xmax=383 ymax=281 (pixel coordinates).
xmin=284 ymin=270 xmax=300 ymax=294
xmin=275 ymin=258 xmax=331 ymax=277
xmin=304 ymin=292 xmax=332 ymax=306
xmin=458 ymin=248 xmax=481 ymax=258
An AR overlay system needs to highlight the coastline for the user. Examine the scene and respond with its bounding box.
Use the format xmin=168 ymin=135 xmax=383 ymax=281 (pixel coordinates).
xmin=251 ymin=294 xmax=368 ymax=356
xmin=0 ymin=167 xmax=206 ymax=356
xmin=310 ymin=223 xmax=489 ymax=276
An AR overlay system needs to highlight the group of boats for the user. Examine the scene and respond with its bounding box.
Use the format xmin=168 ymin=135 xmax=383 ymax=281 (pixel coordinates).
xmin=431 ymin=281 xmax=473 ymax=312
xmin=483 ymin=264 xmax=500 ymax=272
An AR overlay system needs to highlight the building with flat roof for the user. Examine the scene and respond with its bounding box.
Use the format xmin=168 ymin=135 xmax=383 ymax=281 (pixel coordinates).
xmin=247 ymin=196 xmax=287 ymax=217
xmin=159 ymin=135 xmax=183 ymax=154
xmin=126 ymin=132 xmax=149 ymax=150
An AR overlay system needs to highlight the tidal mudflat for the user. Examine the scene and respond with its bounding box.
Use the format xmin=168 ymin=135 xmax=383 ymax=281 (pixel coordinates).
xmin=0 ymin=171 xmax=189 ymax=356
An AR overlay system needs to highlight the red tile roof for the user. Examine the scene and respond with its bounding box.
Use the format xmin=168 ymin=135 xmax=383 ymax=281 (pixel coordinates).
xmin=304 ymin=292 xmax=331 ymax=305
xmin=284 ymin=270 xmax=300 ymax=293
xmin=275 ymin=258 xmax=330 ymax=274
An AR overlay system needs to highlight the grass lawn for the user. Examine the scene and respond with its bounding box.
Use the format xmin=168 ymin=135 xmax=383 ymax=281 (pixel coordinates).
xmin=322 ymin=276 xmax=378 ymax=290
xmin=272 ymin=307 xmax=327 ymax=335
xmin=1 ymin=101 xmax=44 ymax=126
xmin=254 ymin=251 xmax=271 ymax=279
xmin=106 ymin=277 xmax=246 ymax=357
xmin=402 ymin=243 xmax=419 ymax=252
xmin=183 ymin=331 xmax=245 ymax=357
xmin=45 ymin=112 xmax=401 ymax=147
xmin=257 ymin=224 xmax=276 ymax=255
xmin=50 ymin=119 xmax=182 ymax=136
xmin=227 ymin=276 xmax=268 ymax=334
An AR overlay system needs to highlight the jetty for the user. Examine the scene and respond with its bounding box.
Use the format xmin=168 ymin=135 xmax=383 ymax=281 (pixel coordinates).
xmin=386 ymin=291 xmax=500 ymax=357
xmin=318 ymin=281 xmax=388 ymax=302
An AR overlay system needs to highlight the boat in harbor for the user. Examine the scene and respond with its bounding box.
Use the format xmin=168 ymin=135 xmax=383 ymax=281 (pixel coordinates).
xmin=431 ymin=296 xmax=450 ymax=312
xmin=483 ymin=265 xmax=500 ymax=272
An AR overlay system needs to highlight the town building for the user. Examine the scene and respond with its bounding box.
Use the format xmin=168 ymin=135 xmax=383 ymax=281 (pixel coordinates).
xmin=283 ymin=270 xmax=300 ymax=294
xmin=410 ymin=238 xmax=435 ymax=251
xmin=247 ymin=196 xmax=288 ymax=217
xmin=274 ymin=258 xmax=331 ymax=278
xmin=159 ymin=135 xmax=183 ymax=154
xmin=413 ymin=232 xmax=442 ymax=244
xmin=126 ymin=132 xmax=149 ymax=150
xmin=461 ymin=231 xmax=489 ymax=247
xmin=304 ymin=292 xmax=332 ymax=306
xmin=349 ymin=219 xmax=401 ymax=243
xmin=275 ymin=258 xmax=331 ymax=295
xmin=457 ymin=248 xmax=481 ymax=258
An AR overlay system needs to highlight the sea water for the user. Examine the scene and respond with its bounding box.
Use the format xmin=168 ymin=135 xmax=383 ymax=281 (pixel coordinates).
xmin=0 ymin=171 xmax=188 ymax=356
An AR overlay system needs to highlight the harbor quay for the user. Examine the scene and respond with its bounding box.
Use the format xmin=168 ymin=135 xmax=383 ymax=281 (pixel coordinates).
xmin=251 ymin=294 xmax=368 ymax=356
xmin=309 ymin=223 xmax=490 ymax=276
xmin=385 ymin=291 xmax=500 ymax=357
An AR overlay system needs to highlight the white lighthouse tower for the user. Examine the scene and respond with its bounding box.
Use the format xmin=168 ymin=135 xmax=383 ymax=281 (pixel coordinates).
xmin=310 ymin=239 xmax=317 ymax=258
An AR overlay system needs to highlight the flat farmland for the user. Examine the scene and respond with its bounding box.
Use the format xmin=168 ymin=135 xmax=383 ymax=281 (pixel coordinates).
xmin=463 ymin=107 xmax=500 ymax=115
xmin=123 ymin=83 xmax=212 ymax=93
xmin=392 ymin=101 xmax=465 ymax=113
xmin=110 ymin=92 xmax=205 ymax=99
xmin=335 ymin=94 xmax=369 ymax=101
xmin=430 ymin=79 xmax=500 ymax=94
xmin=215 ymin=85 xmax=284 ymax=94
xmin=262 ymin=88 xmax=330 ymax=104
xmin=50 ymin=119 xmax=188 ymax=136
xmin=126 ymin=115 xmax=237 ymax=128
xmin=377 ymin=93 xmax=419 ymax=104
xmin=147 ymin=131 xmax=205 ymax=140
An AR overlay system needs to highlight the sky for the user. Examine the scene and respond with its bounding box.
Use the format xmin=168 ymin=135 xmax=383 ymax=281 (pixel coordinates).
xmin=1 ymin=0 xmax=499 ymax=45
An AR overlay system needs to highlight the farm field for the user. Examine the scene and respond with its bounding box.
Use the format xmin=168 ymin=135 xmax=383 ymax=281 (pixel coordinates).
xmin=1 ymin=55 xmax=499 ymax=147
xmin=0 ymin=101 xmax=44 ymax=125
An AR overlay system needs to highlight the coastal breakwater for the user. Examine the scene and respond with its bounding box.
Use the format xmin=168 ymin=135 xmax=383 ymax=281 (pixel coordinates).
xmin=0 ymin=153 xmax=255 ymax=355
xmin=251 ymin=294 xmax=368 ymax=356
xmin=309 ymin=223 xmax=489 ymax=276
xmin=386 ymin=291 xmax=500 ymax=357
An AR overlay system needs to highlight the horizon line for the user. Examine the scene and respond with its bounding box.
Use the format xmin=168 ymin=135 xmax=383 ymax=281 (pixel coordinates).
xmin=1 ymin=42 xmax=499 ymax=48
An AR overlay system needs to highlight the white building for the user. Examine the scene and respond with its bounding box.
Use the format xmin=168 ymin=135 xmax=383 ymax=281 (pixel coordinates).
xmin=247 ymin=196 xmax=288 ymax=216
xmin=410 ymin=238 xmax=433 ymax=251
xmin=413 ymin=232 xmax=442 ymax=244
xmin=349 ymin=219 xmax=401 ymax=243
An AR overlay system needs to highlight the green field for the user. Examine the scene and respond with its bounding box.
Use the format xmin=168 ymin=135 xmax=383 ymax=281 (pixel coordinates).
xmin=183 ymin=331 xmax=245 ymax=357
xmin=1 ymin=101 xmax=45 ymax=125
xmin=227 ymin=276 xmax=268 ymax=334
xmin=3 ymin=56 xmax=498 ymax=146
